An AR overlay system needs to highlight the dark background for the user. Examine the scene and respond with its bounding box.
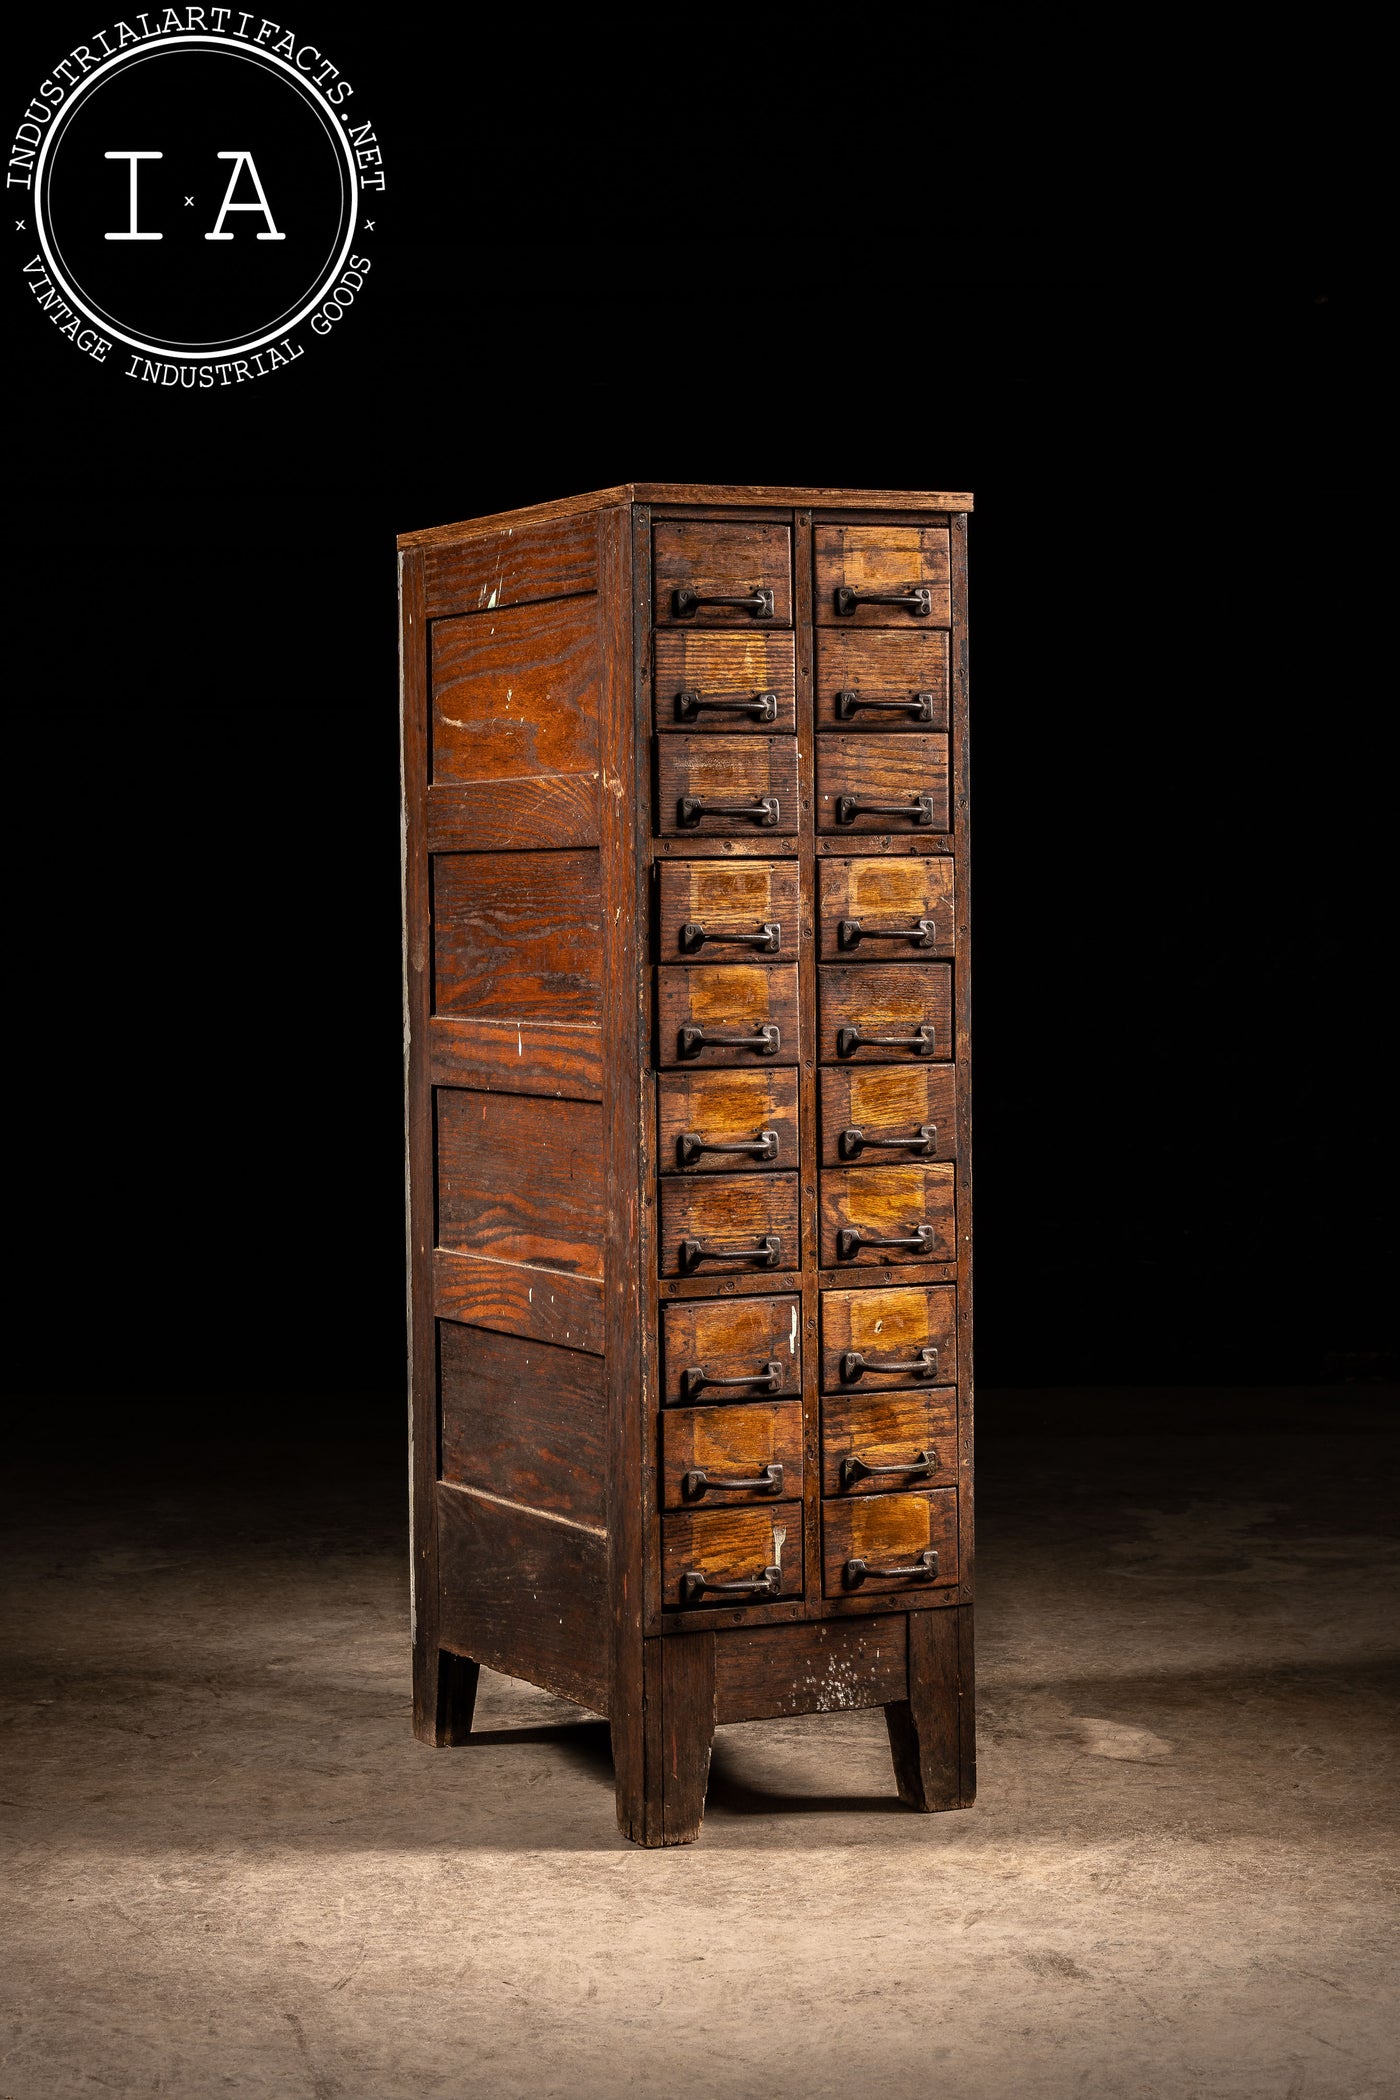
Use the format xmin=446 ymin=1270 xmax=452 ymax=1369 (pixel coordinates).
xmin=7 ymin=10 xmax=1390 ymax=1444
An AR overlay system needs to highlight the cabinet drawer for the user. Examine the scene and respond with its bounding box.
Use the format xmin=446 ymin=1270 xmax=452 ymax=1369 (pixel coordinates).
xmin=654 ymin=521 xmax=793 ymax=627
xmin=657 ymin=735 xmax=799 ymax=837
xmin=662 ymin=1400 xmax=804 ymax=1510
xmin=821 ymin=1488 xmax=959 ymax=1596
xmin=813 ymin=524 xmax=951 ymax=627
xmin=815 ymin=629 xmax=950 ymax=730
xmin=819 ymin=1164 xmax=955 ymax=1268
xmin=820 ymin=1284 xmax=957 ymax=1392
xmin=661 ymin=1294 xmax=801 ymax=1408
xmin=657 ymin=964 xmax=799 ymax=1068
xmin=816 ymin=735 xmax=949 ymax=833
xmin=658 ymin=1069 xmax=800 ymax=1175
xmin=820 ymin=1066 xmax=956 ymax=1168
xmin=819 ymin=965 xmax=952 ymax=1063
xmin=663 ymin=1504 xmax=803 ymax=1609
xmin=658 ymin=860 xmax=800 ymax=964
xmin=659 ymin=1172 xmax=799 ymax=1278
xmin=818 ymin=856 xmax=954 ymax=960
xmin=653 ymin=632 xmax=796 ymax=732
xmin=820 ymin=1389 xmax=958 ymax=1497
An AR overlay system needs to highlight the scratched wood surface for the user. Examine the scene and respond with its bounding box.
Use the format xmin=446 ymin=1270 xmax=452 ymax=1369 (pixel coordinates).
xmin=820 ymin=1487 xmax=960 ymax=1598
xmin=817 ymin=856 xmax=955 ymax=959
xmin=656 ymin=963 xmax=800 ymax=1068
xmin=814 ymin=628 xmax=950 ymax=730
xmin=818 ymin=964 xmax=953 ymax=1062
xmin=658 ymin=1172 xmax=800 ymax=1278
xmin=436 ymin=1090 xmax=605 ymax=1275
xmin=656 ymin=859 xmax=800 ymax=962
xmin=653 ymin=631 xmax=796 ymax=731
xmin=819 ymin=1163 xmax=957 ymax=1269
xmin=432 ymin=848 xmax=603 ymax=1021
xmin=660 ymin=1399 xmax=804 ymax=1510
xmin=657 ymin=1068 xmax=801 ymax=1174
xmin=818 ymin=1063 xmax=957 ymax=1165
xmin=431 ymin=595 xmax=600 ymax=785
xmin=661 ymin=1503 xmax=804 ymax=1607
xmin=815 ymin=735 xmax=951 ymax=834
xmin=655 ymin=736 xmax=800 ymax=837
xmin=660 ymin=1294 xmax=802 ymax=1407
xmin=819 ymin=1389 xmax=959 ymax=1497
xmin=819 ymin=1283 xmax=958 ymax=1390
xmin=813 ymin=524 xmax=952 ymax=626
xmin=653 ymin=521 xmax=793 ymax=626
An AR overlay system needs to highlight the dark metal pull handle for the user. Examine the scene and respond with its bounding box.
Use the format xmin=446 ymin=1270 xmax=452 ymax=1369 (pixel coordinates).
xmin=838 ymin=917 xmax=936 ymax=950
xmin=843 ymin=1548 xmax=939 ymax=1588
xmin=675 ymin=687 xmax=779 ymax=722
xmin=679 ymin=920 xmax=781 ymax=954
xmin=678 ymin=1022 xmax=780 ymax=1058
xmin=835 ymin=687 xmax=935 ymax=721
xmin=840 ymin=1345 xmax=939 ymax=1383
xmin=673 ymin=588 xmax=776 ymax=619
xmin=839 ymin=1123 xmax=935 ymax=1161
xmin=680 ymin=1564 xmax=782 ymax=1603
xmin=679 ymin=1128 xmax=779 ymax=1167
xmin=833 ymin=586 xmax=931 ymax=617
xmin=836 ymin=1024 xmax=935 ymax=1058
xmin=682 ymin=1462 xmax=784 ymax=1500
xmin=837 ymin=1224 xmax=934 ymax=1260
xmin=679 ymin=1234 xmax=782 ymax=1272
xmin=678 ymin=794 xmax=780 ymax=828
xmin=841 ymin=1447 xmax=938 ymax=1489
xmin=680 ymin=1359 xmax=784 ymax=1401
xmin=834 ymin=794 xmax=935 ymax=827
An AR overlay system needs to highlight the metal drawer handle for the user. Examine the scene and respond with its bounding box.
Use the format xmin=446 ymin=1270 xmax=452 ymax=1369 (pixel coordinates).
xmin=840 ymin=1345 xmax=939 ymax=1383
xmin=837 ymin=1224 xmax=934 ymax=1260
xmin=679 ymin=920 xmax=781 ymax=954
xmin=835 ymin=687 xmax=935 ymax=721
xmin=834 ymin=794 xmax=935 ymax=827
xmin=680 ymin=1563 xmax=782 ymax=1604
xmin=841 ymin=1447 xmax=938 ymax=1489
xmin=676 ymin=687 xmax=779 ymax=722
xmin=673 ymin=588 xmax=775 ymax=619
xmin=678 ymin=1022 xmax=780 ymax=1059
xmin=682 ymin=1461 xmax=784 ymax=1500
xmin=838 ymin=917 xmax=936 ymax=950
xmin=680 ymin=1359 xmax=784 ymax=1401
xmin=833 ymin=586 xmax=931 ymax=617
xmin=679 ymin=1128 xmax=779 ymax=1167
xmin=843 ymin=1548 xmax=939 ymax=1588
xmin=679 ymin=1234 xmax=782 ymax=1272
xmin=678 ymin=794 xmax=780 ymax=827
xmin=839 ymin=1124 xmax=935 ymax=1161
xmin=836 ymin=1023 xmax=935 ymax=1058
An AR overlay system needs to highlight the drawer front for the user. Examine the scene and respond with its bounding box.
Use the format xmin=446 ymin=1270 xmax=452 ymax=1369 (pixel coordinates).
xmin=663 ymin=1504 xmax=803 ymax=1609
xmin=820 ymin=1389 xmax=958 ymax=1497
xmin=662 ymin=1293 xmax=801 ymax=1408
xmin=819 ymin=1163 xmax=955 ymax=1268
xmin=816 ymin=735 xmax=949 ymax=833
xmin=658 ymin=860 xmax=800 ymax=965
xmin=662 ymin=1400 xmax=804 ymax=1509
xmin=657 ymin=963 xmax=799 ymax=1068
xmin=657 ymin=735 xmax=799 ymax=837
xmin=659 ymin=1172 xmax=799 ymax=1278
xmin=815 ymin=629 xmax=950 ymax=731
xmin=819 ymin=964 xmax=952 ymax=1064
xmin=821 ymin=1488 xmax=959 ymax=1596
xmin=820 ymin=1284 xmax=957 ymax=1392
xmin=654 ymin=521 xmax=793 ymax=627
xmin=653 ymin=632 xmax=796 ymax=732
xmin=658 ymin=1069 xmax=800 ymax=1175
xmin=813 ymin=524 xmax=951 ymax=627
xmin=818 ymin=856 xmax=954 ymax=961
xmin=820 ymin=1065 xmax=956 ymax=1168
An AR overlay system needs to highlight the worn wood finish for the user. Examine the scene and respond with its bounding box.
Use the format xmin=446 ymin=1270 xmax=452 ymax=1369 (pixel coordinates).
xmin=653 ymin=521 xmax=792 ymax=626
xmin=885 ymin=1604 xmax=971 ymax=1810
xmin=819 ymin=1163 xmax=956 ymax=1269
xmin=436 ymin=1482 xmax=609 ymax=1712
xmin=660 ymin=1294 xmax=802 ymax=1407
xmin=432 ymin=850 xmax=602 ymax=1022
xmin=428 ymin=1650 xmax=480 ymax=1746
xmin=821 ymin=1488 xmax=960 ymax=1598
xmin=814 ymin=629 xmax=950 ymax=730
xmin=662 ymin=1504 xmax=803 ymax=1609
xmin=425 ymin=774 xmax=599 ymax=853
xmin=658 ymin=1631 xmax=716 ymax=1843
xmin=436 ymin=1090 xmax=605 ymax=1275
xmin=655 ymin=736 xmax=799 ymax=838
xmin=815 ymin=735 xmax=950 ymax=834
xmin=817 ymin=856 xmax=955 ymax=960
xmin=657 ymin=1069 xmax=800 ymax=1175
xmin=440 ymin=1323 xmax=606 ymax=1527
xmin=653 ymin=632 xmax=796 ymax=732
xmin=712 ymin=1617 xmax=907 ymax=1721
xmin=658 ymin=1172 xmax=800 ymax=1279
xmin=433 ymin=1248 xmax=604 ymax=1357
xmin=655 ymin=963 xmax=800 ymax=1069
xmin=661 ymin=1400 xmax=804 ymax=1510
xmin=399 ymin=488 xmax=972 ymax=549
xmin=428 ymin=1015 xmax=603 ymax=1103
xmin=820 ymin=1389 xmax=959 ymax=1498
xmin=813 ymin=524 xmax=952 ymax=627
xmin=420 ymin=512 xmax=599 ymax=619
xmin=819 ymin=964 xmax=953 ymax=1064
xmin=820 ymin=1283 xmax=958 ymax=1391
xmin=819 ymin=1064 xmax=957 ymax=1167
xmin=656 ymin=860 xmax=800 ymax=964
xmin=431 ymin=595 xmax=600 ymax=785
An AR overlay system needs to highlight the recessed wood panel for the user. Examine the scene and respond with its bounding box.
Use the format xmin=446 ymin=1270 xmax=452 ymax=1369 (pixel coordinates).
xmin=822 ymin=1488 xmax=960 ymax=1597
xmin=662 ymin=1504 xmax=804 ymax=1609
xmin=658 ymin=1172 xmax=800 ymax=1279
xmin=660 ymin=1400 xmax=804 ymax=1510
xmin=657 ymin=1069 xmax=800 ymax=1175
xmin=661 ymin=1294 xmax=802 ymax=1407
xmin=653 ymin=631 xmax=796 ymax=732
xmin=816 ymin=735 xmax=950 ymax=834
xmin=656 ymin=736 xmax=799 ymax=837
xmin=436 ymin=1090 xmax=604 ymax=1276
xmin=440 ymin=1323 xmax=605 ymax=1526
xmin=818 ymin=965 xmax=953 ymax=1063
xmin=819 ymin=1163 xmax=956 ymax=1268
xmin=820 ymin=1389 xmax=958 ymax=1498
xmin=820 ymin=1284 xmax=958 ymax=1393
xmin=653 ymin=521 xmax=792 ymax=626
xmin=656 ymin=964 xmax=800 ymax=1068
xmin=813 ymin=524 xmax=951 ymax=627
xmin=814 ymin=628 xmax=950 ymax=730
xmin=817 ymin=856 xmax=954 ymax=960
xmin=431 ymin=595 xmax=600 ymax=785
xmin=657 ymin=859 xmax=800 ymax=963
xmin=433 ymin=849 xmax=602 ymax=1022
xmin=712 ymin=1618 xmax=909 ymax=1721
xmin=436 ymin=1482 xmax=608 ymax=1712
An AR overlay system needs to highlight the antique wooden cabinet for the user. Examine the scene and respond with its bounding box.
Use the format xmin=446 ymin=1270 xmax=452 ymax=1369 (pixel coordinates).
xmin=398 ymin=484 xmax=973 ymax=1845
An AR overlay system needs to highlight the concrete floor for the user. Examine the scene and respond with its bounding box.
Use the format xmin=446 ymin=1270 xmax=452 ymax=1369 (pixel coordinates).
xmin=2 ymin=1391 xmax=1397 ymax=2100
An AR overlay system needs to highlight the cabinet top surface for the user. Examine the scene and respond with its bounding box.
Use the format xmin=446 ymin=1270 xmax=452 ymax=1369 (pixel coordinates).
xmin=398 ymin=483 xmax=974 ymax=550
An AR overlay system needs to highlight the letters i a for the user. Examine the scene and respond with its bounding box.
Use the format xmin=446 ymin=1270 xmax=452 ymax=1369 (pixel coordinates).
xmin=104 ymin=151 xmax=285 ymax=241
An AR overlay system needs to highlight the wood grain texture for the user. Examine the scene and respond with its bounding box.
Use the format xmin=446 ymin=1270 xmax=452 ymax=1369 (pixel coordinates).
xmin=428 ymin=1016 xmax=603 ymax=1103
xmin=422 ymin=513 xmax=597 ymax=618
xmin=656 ymin=963 xmax=800 ymax=1069
xmin=433 ymin=1249 xmax=604 ymax=1356
xmin=817 ymin=856 xmax=954 ymax=959
xmin=657 ymin=1069 xmax=800 ymax=1175
xmin=712 ymin=1617 xmax=908 ymax=1721
xmin=653 ymin=631 xmax=796 ymax=732
xmin=433 ymin=849 xmax=602 ymax=1022
xmin=662 ymin=1504 xmax=804 ymax=1609
xmin=431 ymin=594 xmax=600 ymax=784
xmin=659 ymin=1632 xmax=716 ymax=1843
xmin=656 ymin=735 xmax=799 ymax=838
xmin=428 ymin=1651 xmax=480 ymax=1746
xmin=658 ymin=1172 xmax=800 ymax=1278
xmin=399 ymin=488 xmax=972 ymax=550
xmin=425 ymin=774 xmax=599 ymax=852
xmin=661 ymin=1400 xmax=804 ymax=1510
xmin=820 ymin=1284 xmax=958 ymax=1392
xmin=660 ymin=1294 xmax=802 ymax=1408
xmin=885 ymin=1603 xmax=966 ymax=1810
xmin=653 ymin=521 xmax=792 ymax=626
xmin=816 ymin=735 xmax=950 ymax=834
xmin=821 ymin=1488 xmax=960 ymax=1598
xmin=440 ymin=1323 xmax=606 ymax=1526
xmin=814 ymin=629 xmax=950 ymax=730
xmin=820 ymin=1389 xmax=958 ymax=1497
xmin=437 ymin=1090 xmax=604 ymax=1275
xmin=657 ymin=859 xmax=800 ymax=963
xmin=819 ymin=1163 xmax=956 ymax=1268
xmin=814 ymin=524 xmax=952 ymax=627
xmin=436 ymin=1482 xmax=608 ymax=1712
xmin=819 ymin=1064 xmax=957 ymax=1167
xmin=819 ymin=964 xmax=953 ymax=1063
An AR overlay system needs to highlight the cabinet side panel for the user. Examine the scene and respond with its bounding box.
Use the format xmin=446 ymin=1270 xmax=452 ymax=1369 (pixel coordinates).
xmin=422 ymin=512 xmax=598 ymax=619
xmin=436 ymin=1483 xmax=609 ymax=1712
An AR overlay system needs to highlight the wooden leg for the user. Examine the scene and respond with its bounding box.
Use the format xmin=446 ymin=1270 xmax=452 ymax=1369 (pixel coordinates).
xmin=884 ymin=1606 xmax=974 ymax=1812
xmin=617 ymin=1633 xmax=716 ymax=1846
xmin=419 ymin=1648 xmax=479 ymax=1746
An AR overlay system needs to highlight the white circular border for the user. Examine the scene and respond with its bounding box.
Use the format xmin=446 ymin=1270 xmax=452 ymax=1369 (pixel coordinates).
xmin=34 ymin=33 xmax=360 ymax=360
